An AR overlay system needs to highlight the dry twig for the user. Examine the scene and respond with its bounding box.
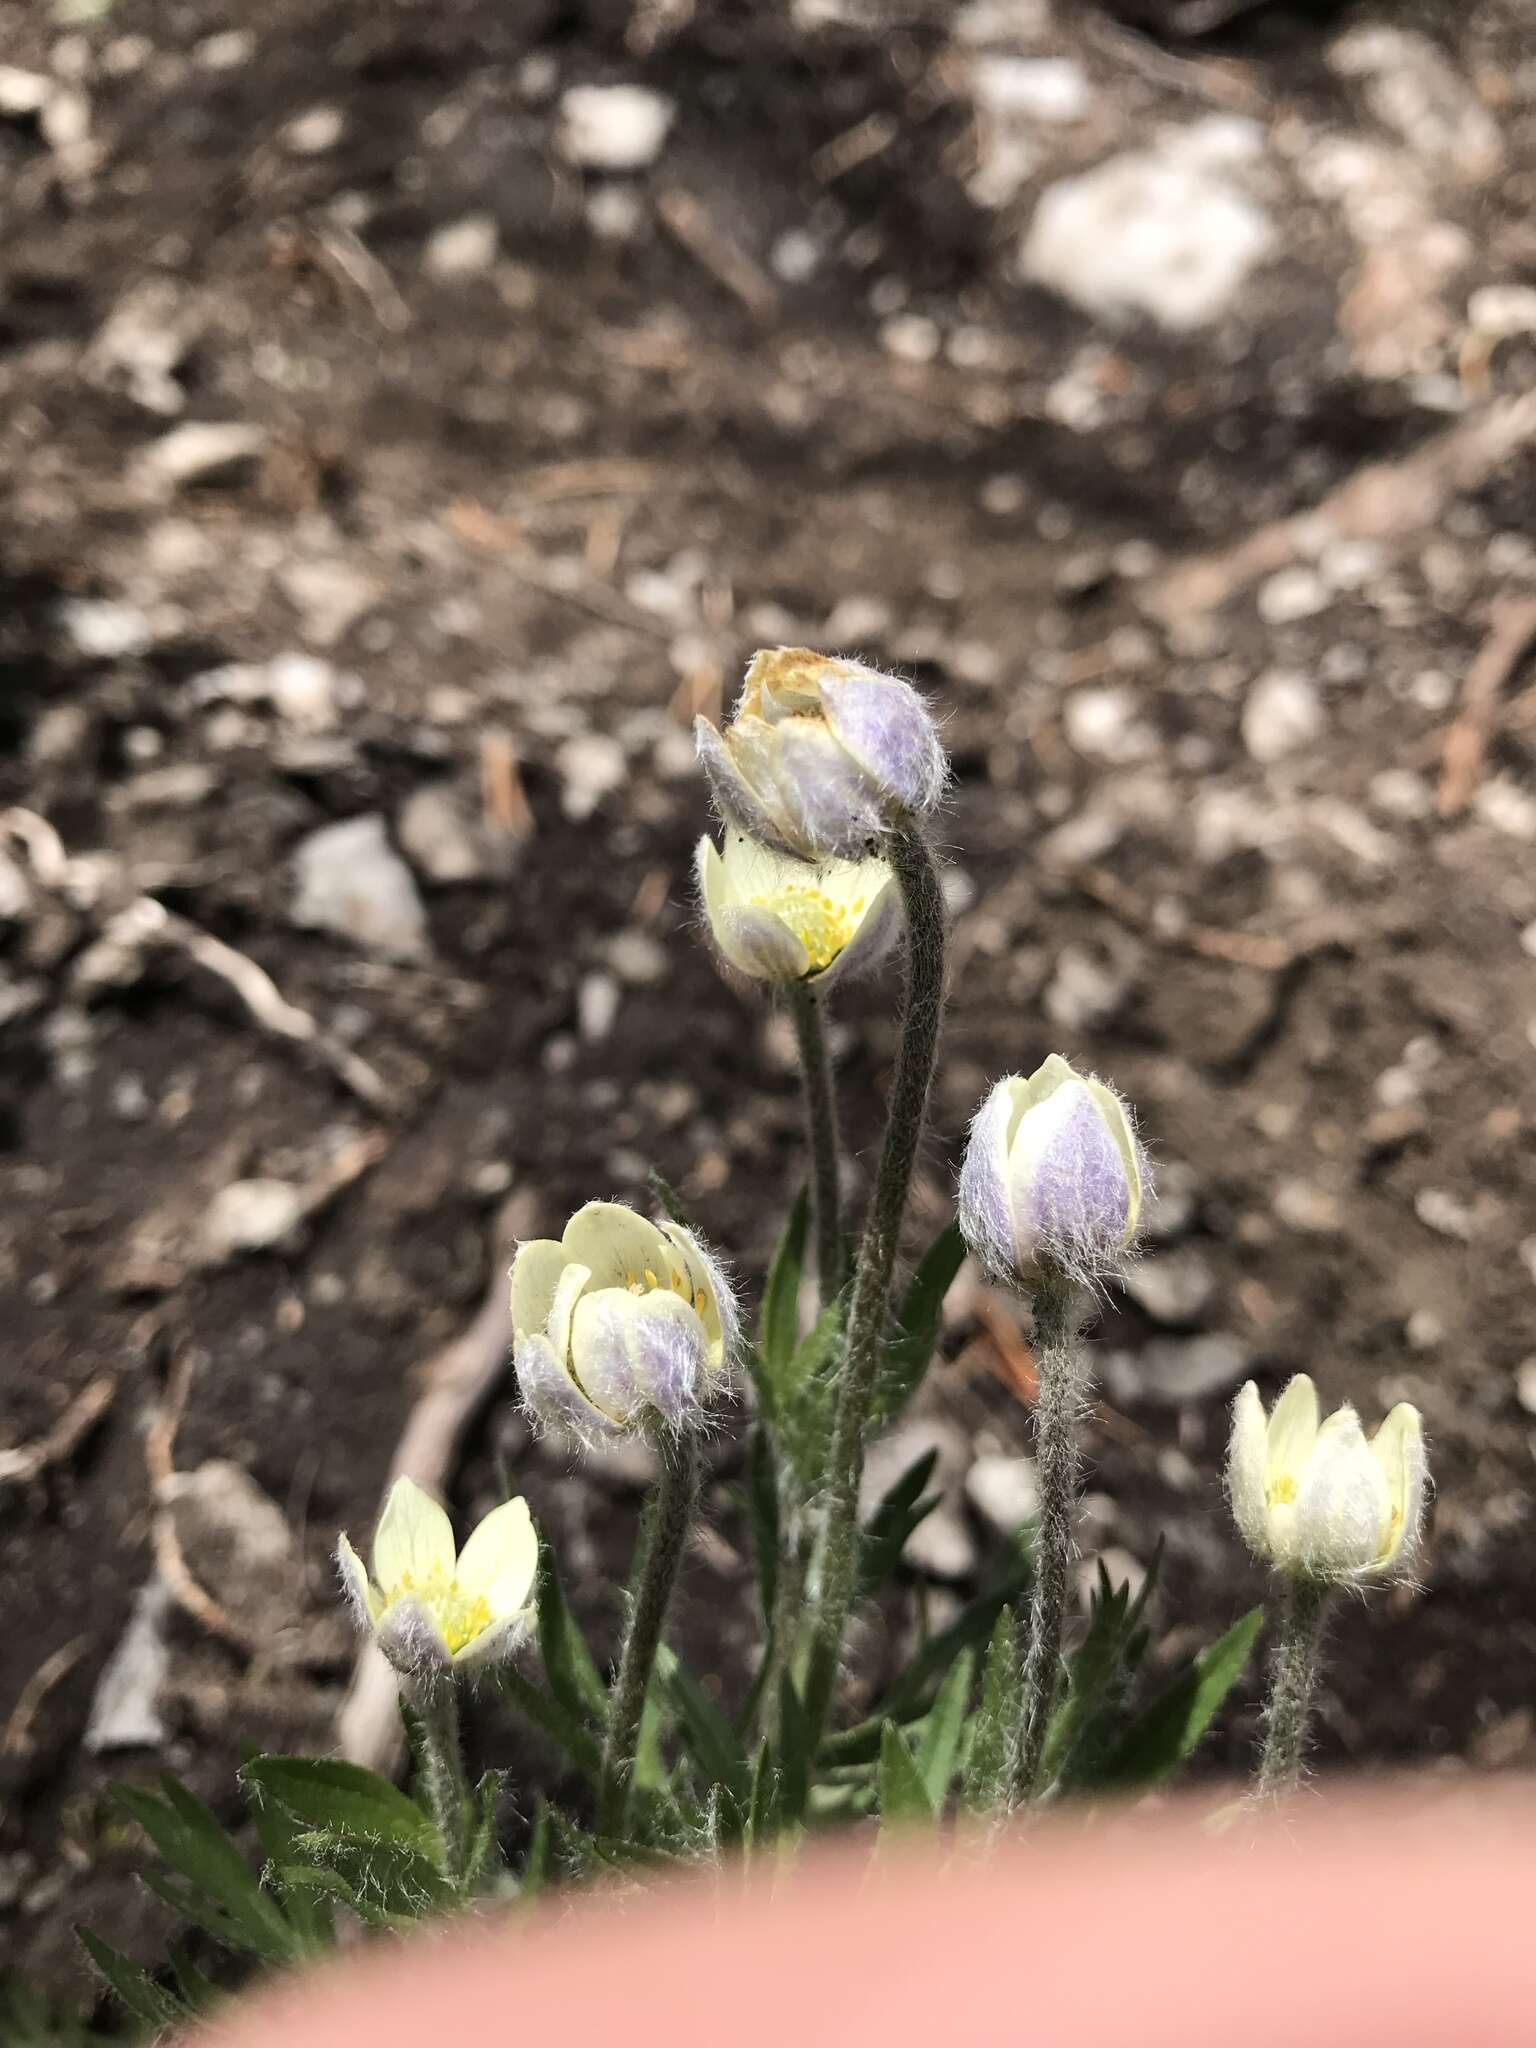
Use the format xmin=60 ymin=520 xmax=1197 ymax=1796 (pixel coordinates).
xmin=1 ymin=1636 xmax=90 ymax=1758
xmin=0 ymin=1376 xmax=116 ymax=1487
xmin=1438 ymin=598 xmax=1536 ymax=819
xmin=655 ymin=188 xmax=779 ymax=319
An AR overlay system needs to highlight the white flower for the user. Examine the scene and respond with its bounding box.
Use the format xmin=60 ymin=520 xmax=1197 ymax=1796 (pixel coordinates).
xmin=1228 ymin=1375 xmax=1428 ymax=1583
xmin=958 ymin=1055 xmax=1146 ymax=1285
xmin=337 ymin=1477 xmax=538 ymax=1674
xmin=510 ymin=1201 xmax=738 ymax=1442
xmin=694 ymin=832 xmax=900 ymax=989
xmin=696 ymin=645 xmax=946 ymax=862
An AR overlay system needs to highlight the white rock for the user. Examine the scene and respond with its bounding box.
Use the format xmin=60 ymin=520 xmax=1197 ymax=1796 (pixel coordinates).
xmin=56 ymin=598 xmax=153 ymax=659
xmin=1469 ymin=284 xmax=1536 ymax=339
xmin=971 ymin=55 xmax=1089 ymax=123
xmin=137 ymin=421 xmax=267 ymax=492
xmin=1063 ymin=684 xmax=1156 ymax=764
xmin=1105 ymin=1334 xmax=1252 ymax=1408
xmin=1044 ymin=942 xmax=1131 ymax=1031
xmin=1274 ymin=1179 xmax=1343 ymax=1235
xmin=1330 ymin=28 xmax=1501 ymax=183
xmin=284 ymin=105 xmax=346 ymax=154
xmin=965 ymin=1453 xmax=1039 ymax=1536
xmin=291 ymin=813 xmax=429 ymax=960
xmin=1368 ymin=768 xmax=1433 ymax=821
xmin=1024 ymin=149 xmax=1273 ymax=332
xmin=1121 ymin=1249 xmax=1215 ymax=1326
xmin=0 ymin=66 xmax=51 ymax=117
xmin=267 ymin=652 xmax=340 ymax=727
xmin=556 ymin=732 xmax=627 ymax=820
xmin=203 ymin=1178 xmax=308 ymax=1258
xmin=1414 ymin=1186 xmax=1478 ymax=1241
xmin=398 ymin=783 xmax=517 ymax=884
xmin=196 ymin=29 xmax=256 ymax=69
xmin=1242 ymin=669 xmax=1324 ymax=764
xmin=578 ymin=971 xmax=621 ymax=1043
xmin=278 ymin=560 xmax=379 ymax=647
xmin=0 ymin=850 xmax=30 ymax=922
xmin=557 ymin=84 xmax=674 ymax=172
xmin=1515 ymin=1357 xmax=1536 ymax=1418
xmin=85 ymin=1577 xmax=173 ymax=1753
xmin=1475 ymin=778 xmax=1536 ymax=843
xmin=425 ymin=213 xmax=499 ymax=279
xmin=606 ymin=929 xmax=668 ymax=985
xmin=1257 ymin=566 xmax=1330 ymax=624
xmin=861 ymin=1419 xmax=977 ymax=1581
xmin=162 ymin=1461 xmax=298 ymax=1634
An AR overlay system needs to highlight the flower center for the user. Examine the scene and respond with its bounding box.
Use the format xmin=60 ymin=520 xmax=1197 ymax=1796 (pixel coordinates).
xmin=623 ymin=1263 xmax=709 ymax=1319
xmin=1267 ymin=1474 xmax=1298 ymax=1507
xmin=749 ymin=884 xmax=862 ymax=972
xmin=392 ymin=1568 xmax=493 ymax=1655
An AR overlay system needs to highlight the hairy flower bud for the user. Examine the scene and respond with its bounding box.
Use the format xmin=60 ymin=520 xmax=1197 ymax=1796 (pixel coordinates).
xmin=337 ymin=1477 xmax=538 ymax=1676
xmin=1228 ymin=1375 xmax=1427 ymax=1583
xmin=696 ymin=646 xmax=946 ymax=862
xmin=694 ymin=832 xmax=900 ymax=989
xmin=957 ymin=1055 xmax=1146 ymax=1286
xmin=510 ymin=1201 xmax=738 ymax=1443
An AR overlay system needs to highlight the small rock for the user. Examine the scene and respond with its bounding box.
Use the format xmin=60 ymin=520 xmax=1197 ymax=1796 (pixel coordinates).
xmin=0 ymin=66 xmax=51 ymax=117
xmin=1023 ymin=148 xmax=1273 ymax=332
xmin=556 ymin=732 xmax=627 ymax=821
xmin=284 ymin=105 xmax=346 ymax=154
xmin=425 ymin=213 xmax=500 ymax=279
xmin=1242 ymin=670 xmax=1324 ymax=764
xmin=203 ymin=1178 xmax=308 ymax=1258
xmin=557 ymin=84 xmax=674 ymax=172
xmin=1514 ymin=1357 xmax=1536 ymax=1417
xmin=84 ymin=1577 xmax=173 ymax=1753
xmin=1122 ymin=1248 xmax=1215 ymax=1326
xmin=1106 ymin=1333 xmax=1252 ymax=1408
xmin=971 ymin=54 xmax=1089 ymax=123
xmin=1475 ymin=778 xmax=1536 ymax=843
xmin=1330 ymin=27 xmax=1502 ymax=183
xmin=291 ymin=813 xmax=429 ymax=960
xmin=1414 ymin=1186 xmax=1479 ymax=1242
xmin=278 ymin=560 xmax=380 ymax=648
xmin=1257 ymin=567 xmax=1330 ymax=625
xmin=606 ymin=929 xmax=668 ymax=985
xmin=1044 ymin=941 xmax=1133 ymax=1031
xmin=1404 ymin=1308 xmax=1443 ymax=1351
xmin=1142 ymin=1159 xmax=1199 ymax=1242
xmin=162 ymin=1460 xmax=300 ymax=1638
xmin=1273 ymin=1179 xmax=1343 ymax=1235
xmin=56 ymin=597 xmax=153 ymax=659
xmin=137 ymin=421 xmax=267 ymax=493
xmin=0 ymin=850 xmax=30 ymax=922
xmin=965 ymin=1453 xmax=1039 ymax=1536
xmin=398 ymin=782 xmax=519 ymax=884
xmin=1062 ymin=684 xmax=1156 ymax=764
xmin=578 ymin=971 xmax=621 ymax=1043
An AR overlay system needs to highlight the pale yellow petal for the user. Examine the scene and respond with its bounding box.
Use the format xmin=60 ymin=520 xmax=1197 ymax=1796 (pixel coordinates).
xmin=508 ymin=1238 xmax=567 ymax=1339
xmin=547 ymin=1260 xmax=593 ymax=1372
xmin=1370 ymin=1403 xmax=1427 ymax=1568
xmin=453 ymin=1496 xmax=539 ymax=1623
xmin=561 ymin=1202 xmax=669 ymax=1293
xmin=1264 ymin=1374 xmax=1319 ymax=1491
xmin=372 ymin=1477 xmax=455 ymax=1599
xmin=1227 ymin=1382 xmax=1269 ymax=1559
xmin=336 ymin=1531 xmax=383 ymax=1624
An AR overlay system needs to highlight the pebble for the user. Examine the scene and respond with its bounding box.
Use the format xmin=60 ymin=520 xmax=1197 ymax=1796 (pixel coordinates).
xmin=578 ymin=971 xmax=621 ymax=1043
xmin=1330 ymin=27 xmax=1502 ymax=183
xmin=556 ymin=732 xmax=627 ymax=821
xmin=965 ymin=1453 xmax=1039 ymax=1536
xmin=1044 ymin=942 xmax=1133 ymax=1031
xmin=971 ymin=55 xmax=1089 ymax=124
xmin=1257 ymin=567 xmax=1330 ymax=625
xmin=1515 ymin=1358 xmax=1536 ymax=1418
xmin=137 ymin=421 xmax=268 ymax=493
xmin=398 ymin=782 xmax=519 ymax=884
xmin=1105 ymin=1333 xmax=1252 ymax=1408
xmin=0 ymin=850 xmax=30 ymax=922
xmin=278 ymin=560 xmax=380 ymax=648
xmin=1077 ymin=1547 xmax=1145 ymax=1610
xmin=1122 ymin=1248 xmax=1216 ymax=1326
xmin=1273 ymin=1179 xmax=1343 ymax=1235
xmin=203 ymin=1178 xmax=309 ymax=1258
xmin=56 ymin=597 xmax=153 ymax=659
xmin=425 ymin=213 xmax=500 ymax=279
xmin=1023 ymin=148 xmax=1273 ymax=332
xmin=284 ymin=105 xmax=346 ymax=155
xmin=1242 ymin=669 xmax=1324 ymax=764
xmin=161 ymin=1460 xmax=302 ymax=1639
xmin=1475 ymin=778 xmax=1536 ymax=843
xmin=291 ymin=813 xmax=430 ymax=961
xmin=1062 ymin=685 xmax=1156 ymax=764
xmin=606 ymin=929 xmax=668 ymax=985
xmin=557 ymin=84 xmax=674 ymax=172
xmin=1414 ymin=1186 xmax=1478 ymax=1242
xmin=84 ymin=1576 xmax=173 ymax=1753
xmin=1142 ymin=1160 xmax=1199 ymax=1242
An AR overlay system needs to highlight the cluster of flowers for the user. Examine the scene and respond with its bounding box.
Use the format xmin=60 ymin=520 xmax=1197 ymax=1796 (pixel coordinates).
xmin=336 ymin=645 xmax=1427 ymax=1793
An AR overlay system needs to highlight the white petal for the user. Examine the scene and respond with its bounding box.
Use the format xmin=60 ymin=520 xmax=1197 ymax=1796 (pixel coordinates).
xmin=516 ymin=1329 xmax=616 ymax=1440
xmin=452 ymin=1609 xmax=532 ymax=1671
xmin=958 ymin=1078 xmax=1022 ymax=1280
xmin=569 ymin=1287 xmax=647 ymax=1422
xmin=336 ymin=1532 xmax=382 ymax=1625
xmin=811 ymin=868 xmax=901 ymax=989
xmin=1227 ymin=1383 xmax=1269 ymax=1560
xmin=454 ymin=1497 xmax=539 ymax=1623
xmin=657 ymin=1219 xmax=737 ymax=1370
xmin=1370 ymin=1404 xmax=1427 ymax=1569
xmin=561 ymin=1202 xmax=670 ymax=1294
xmin=622 ymin=1291 xmax=708 ymax=1424
xmin=1085 ymin=1078 xmax=1145 ymax=1240
xmin=509 ymin=1238 xmax=566 ymax=1339
xmin=1264 ymin=1375 xmax=1320 ymax=1494
xmin=1295 ymin=1409 xmax=1392 ymax=1576
xmin=547 ymin=1259 xmax=593 ymax=1370
xmin=372 ymin=1477 xmax=455 ymax=1598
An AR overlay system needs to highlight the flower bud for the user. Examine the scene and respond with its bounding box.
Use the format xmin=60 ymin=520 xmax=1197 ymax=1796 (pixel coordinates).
xmin=696 ymin=646 xmax=946 ymax=862
xmin=510 ymin=1201 xmax=738 ymax=1443
xmin=957 ymin=1055 xmax=1146 ymax=1286
xmin=337 ymin=1477 xmax=538 ymax=1676
xmin=1228 ymin=1375 xmax=1427 ymax=1584
xmin=694 ymin=832 xmax=900 ymax=990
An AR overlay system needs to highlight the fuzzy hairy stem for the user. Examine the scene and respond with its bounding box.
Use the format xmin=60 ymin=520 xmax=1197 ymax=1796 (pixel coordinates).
xmin=803 ymin=825 xmax=946 ymax=1744
xmin=1255 ymin=1576 xmax=1333 ymax=1800
xmin=405 ymin=1674 xmax=471 ymax=1885
xmin=1011 ymin=1273 xmax=1088 ymax=1806
xmin=789 ymin=981 xmax=845 ymax=1306
xmin=597 ymin=1431 xmax=701 ymax=1839
xmin=755 ymin=1503 xmax=809 ymax=1745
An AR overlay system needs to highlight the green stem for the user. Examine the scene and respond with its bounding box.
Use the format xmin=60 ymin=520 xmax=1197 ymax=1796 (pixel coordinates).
xmin=755 ymin=1503 xmax=809 ymax=1744
xmin=1012 ymin=1274 xmax=1087 ymax=1805
xmin=789 ymin=981 xmax=845 ymax=1305
xmin=1255 ymin=1577 xmax=1333 ymax=1800
xmin=406 ymin=1674 xmax=471 ymax=1885
xmin=803 ymin=825 xmax=946 ymax=1745
xmin=597 ymin=1431 xmax=701 ymax=1839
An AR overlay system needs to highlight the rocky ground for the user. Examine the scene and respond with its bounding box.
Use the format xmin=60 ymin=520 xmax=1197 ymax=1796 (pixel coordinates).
xmin=2 ymin=0 xmax=1535 ymax=2008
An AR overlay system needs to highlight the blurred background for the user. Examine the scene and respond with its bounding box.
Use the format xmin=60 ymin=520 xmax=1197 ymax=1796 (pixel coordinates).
xmin=2 ymin=0 xmax=1534 ymax=2001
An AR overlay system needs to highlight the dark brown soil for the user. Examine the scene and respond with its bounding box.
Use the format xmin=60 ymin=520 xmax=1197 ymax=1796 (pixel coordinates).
xmin=2 ymin=0 xmax=1535 ymax=2005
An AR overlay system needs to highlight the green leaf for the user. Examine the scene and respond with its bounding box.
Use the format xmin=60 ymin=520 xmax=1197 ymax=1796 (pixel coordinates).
xmin=249 ymin=1773 xmax=333 ymax=1949
xmin=775 ymin=1675 xmax=811 ymax=1831
xmin=242 ymin=1757 xmax=438 ymax=1861
xmin=536 ymin=1542 xmax=609 ymax=1730
xmin=661 ymin=1649 xmax=751 ymax=1825
xmin=873 ymin=1221 xmax=967 ymax=1425
xmin=746 ymin=1424 xmax=780 ymax=1629
xmin=647 ymin=1170 xmax=694 ymax=1230
xmin=746 ymin=1740 xmax=779 ymax=1846
xmin=519 ymin=1800 xmax=555 ymax=1902
xmin=496 ymin=1665 xmax=603 ymax=1782
xmin=1045 ymin=1544 xmax=1165 ymax=1791
xmin=961 ymin=1607 xmax=1021 ymax=1813
xmin=857 ymin=1446 xmax=940 ymax=1596
xmin=760 ymin=1187 xmax=809 ymax=1382
xmin=464 ymin=1772 xmax=504 ymax=1886
xmin=917 ymin=1649 xmax=975 ymax=1810
xmin=776 ymin=1299 xmax=844 ymax=1489
xmin=276 ymin=1863 xmax=413 ymax=1932
xmin=289 ymin=1831 xmax=455 ymax=1918
xmin=878 ymin=1723 xmax=936 ymax=1828
xmin=115 ymin=1780 xmax=300 ymax=1964
xmin=1099 ymin=1608 xmax=1264 ymax=1791
xmin=166 ymin=1942 xmax=222 ymax=2014
xmin=77 ymin=1931 xmax=186 ymax=2032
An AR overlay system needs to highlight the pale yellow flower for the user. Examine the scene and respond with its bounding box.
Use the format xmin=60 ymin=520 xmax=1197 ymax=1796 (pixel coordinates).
xmin=337 ymin=1476 xmax=538 ymax=1672
xmin=695 ymin=832 xmax=900 ymax=989
xmin=1228 ymin=1375 xmax=1427 ymax=1583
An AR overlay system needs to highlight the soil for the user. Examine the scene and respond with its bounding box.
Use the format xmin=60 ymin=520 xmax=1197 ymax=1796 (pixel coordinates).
xmin=2 ymin=0 xmax=1535 ymax=2007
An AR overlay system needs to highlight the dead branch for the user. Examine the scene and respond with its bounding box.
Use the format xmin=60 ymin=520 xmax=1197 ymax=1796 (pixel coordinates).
xmin=1 ymin=1635 xmax=90 ymax=1758
xmin=655 ymin=187 xmax=779 ymax=319
xmin=1438 ymin=598 xmax=1536 ymax=819
xmin=0 ymin=1376 xmax=116 ymax=1487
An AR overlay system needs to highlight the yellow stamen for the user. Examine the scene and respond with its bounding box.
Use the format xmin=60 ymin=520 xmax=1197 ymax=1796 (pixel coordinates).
xmin=389 ymin=1569 xmax=493 ymax=1656
xmin=748 ymin=884 xmax=858 ymax=973
xmin=1267 ymin=1474 xmax=1297 ymax=1507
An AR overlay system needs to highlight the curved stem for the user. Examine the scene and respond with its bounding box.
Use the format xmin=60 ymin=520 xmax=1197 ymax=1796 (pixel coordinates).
xmin=789 ymin=981 xmax=845 ymax=1306
xmin=1011 ymin=1274 xmax=1087 ymax=1805
xmin=1254 ymin=1577 xmax=1333 ymax=1800
xmin=597 ymin=1432 xmax=700 ymax=1840
xmin=803 ymin=825 xmax=946 ymax=1744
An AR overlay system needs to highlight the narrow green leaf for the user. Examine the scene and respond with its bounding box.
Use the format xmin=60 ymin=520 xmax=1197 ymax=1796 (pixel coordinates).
xmin=761 ymin=1187 xmax=809 ymax=1380
xmin=166 ymin=1942 xmax=222 ymax=2014
xmin=464 ymin=1772 xmax=504 ymax=1886
xmin=961 ymin=1607 xmax=1021 ymax=1813
xmin=777 ymin=1299 xmax=844 ymax=1488
xmin=775 ymin=1674 xmax=811 ymax=1830
xmin=747 ymin=1424 xmax=780 ymax=1629
xmin=878 ymin=1723 xmax=936 ymax=1828
xmin=661 ymin=1650 xmax=751 ymax=1823
xmin=647 ymin=1170 xmax=694 ymax=1229
xmin=746 ymin=1740 xmax=779 ymax=1846
xmin=242 ymin=1757 xmax=439 ymax=1860
xmin=536 ymin=1542 xmax=610 ymax=1730
xmin=276 ymin=1863 xmax=413 ymax=1932
xmin=1099 ymin=1608 xmax=1264 ymax=1791
xmin=138 ymin=1871 xmax=265 ymax=1959
xmin=249 ymin=1773 xmax=333 ymax=1949
xmin=857 ymin=1446 xmax=940 ymax=1596
xmin=77 ymin=1931 xmax=186 ymax=2032
xmin=873 ymin=1221 xmax=967 ymax=1425
xmin=917 ymin=1649 xmax=975 ymax=1810
xmin=519 ymin=1800 xmax=555 ymax=1902
xmin=496 ymin=1665 xmax=603 ymax=1782
xmin=116 ymin=1781 xmax=299 ymax=1964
